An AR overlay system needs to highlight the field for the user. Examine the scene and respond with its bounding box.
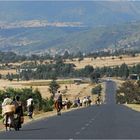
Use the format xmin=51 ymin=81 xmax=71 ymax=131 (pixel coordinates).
xmin=0 ymin=79 xmax=98 ymax=102
xmin=66 ymin=55 xmax=140 ymax=69
xmin=0 ymin=69 xmax=17 ymax=75
xmin=1 ymin=54 xmax=140 ymax=76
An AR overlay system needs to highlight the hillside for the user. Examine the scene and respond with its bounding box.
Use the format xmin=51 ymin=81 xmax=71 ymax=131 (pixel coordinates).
xmin=1 ymin=1 xmax=140 ymax=26
xmin=0 ymin=21 xmax=140 ymax=55
xmin=0 ymin=1 xmax=140 ymax=54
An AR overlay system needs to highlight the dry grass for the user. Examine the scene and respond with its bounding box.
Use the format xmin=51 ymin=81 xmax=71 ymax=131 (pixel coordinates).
xmin=66 ymin=55 xmax=140 ymax=69
xmin=125 ymin=104 xmax=140 ymax=112
xmin=0 ymin=69 xmax=17 ymax=75
xmin=0 ymin=79 xmax=96 ymax=100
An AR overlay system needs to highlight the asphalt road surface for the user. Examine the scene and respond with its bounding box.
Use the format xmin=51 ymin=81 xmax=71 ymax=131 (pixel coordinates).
xmin=1 ymin=81 xmax=140 ymax=139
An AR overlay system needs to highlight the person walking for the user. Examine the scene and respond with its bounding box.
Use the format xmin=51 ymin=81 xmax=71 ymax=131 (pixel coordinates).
xmin=54 ymin=91 xmax=63 ymax=115
xmin=27 ymin=96 xmax=34 ymax=119
xmin=57 ymin=93 xmax=63 ymax=115
xmin=83 ymin=97 xmax=87 ymax=107
xmin=77 ymin=97 xmax=81 ymax=107
xmin=2 ymin=95 xmax=14 ymax=131
xmin=13 ymin=96 xmax=24 ymax=131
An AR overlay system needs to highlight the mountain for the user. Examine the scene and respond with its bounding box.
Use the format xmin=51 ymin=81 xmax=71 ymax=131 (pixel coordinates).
xmin=0 ymin=1 xmax=140 ymax=27
xmin=1 ymin=21 xmax=140 ymax=55
xmin=0 ymin=1 xmax=140 ymax=55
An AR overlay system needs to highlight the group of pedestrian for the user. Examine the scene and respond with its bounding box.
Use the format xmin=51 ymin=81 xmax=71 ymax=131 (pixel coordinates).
xmin=73 ymin=97 xmax=81 ymax=107
xmin=63 ymin=96 xmax=92 ymax=108
xmin=54 ymin=90 xmax=103 ymax=116
xmin=2 ymin=95 xmax=34 ymax=131
xmin=82 ymin=96 xmax=92 ymax=107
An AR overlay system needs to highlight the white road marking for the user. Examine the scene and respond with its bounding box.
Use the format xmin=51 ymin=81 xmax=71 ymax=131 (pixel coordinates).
xmin=75 ymin=131 xmax=80 ymax=135
xmin=85 ymin=123 xmax=89 ymax=126
xmin=74 ymin=111 xmax=102 ymax=136
xmin=89 ymin=120 xmax=93 ymax=123
xmin=81 ymin=127 xmax=86 ymax=130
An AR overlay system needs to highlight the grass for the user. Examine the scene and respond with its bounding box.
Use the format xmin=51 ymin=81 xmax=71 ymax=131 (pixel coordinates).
xmin=20 ymin=79 xmax=89 ymax=86
xmin=125 ymin=104 xmax=140 ymax=112
xmin=0 ymin=79 xmax=93 ymax=100
xmin=21 ymin=80 xmax=74 ymax=86
xmin=66 ymin=54 xmax=140 ymax=69
xmin=0 ymin=69 xmax=17 ymax=75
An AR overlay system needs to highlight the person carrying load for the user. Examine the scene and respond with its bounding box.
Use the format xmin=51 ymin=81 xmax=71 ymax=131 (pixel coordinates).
xmin=2 ymin=95 xmax=15 ymax=131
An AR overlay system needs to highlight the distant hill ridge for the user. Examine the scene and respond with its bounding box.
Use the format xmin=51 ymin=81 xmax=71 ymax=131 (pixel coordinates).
xmin=0 ymin=21 xmax=140 ymax=55
xmin=1 ymin=1 xmax=140 ymax=26
xmin=0 ymin=1 xmax=140 ymax=54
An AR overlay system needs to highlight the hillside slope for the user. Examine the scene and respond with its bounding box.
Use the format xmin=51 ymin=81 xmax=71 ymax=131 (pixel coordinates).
xmin=0 ymin=1 xmax=140 ymax=26
xmin=0 ymin=22 xmax=140 ymax=54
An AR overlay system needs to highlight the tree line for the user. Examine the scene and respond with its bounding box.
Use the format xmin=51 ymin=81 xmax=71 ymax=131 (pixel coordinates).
xmin=0 ymin=49 xmax=139 ymax=64
xmin=4 ymin=58 xmax=140 ymax=82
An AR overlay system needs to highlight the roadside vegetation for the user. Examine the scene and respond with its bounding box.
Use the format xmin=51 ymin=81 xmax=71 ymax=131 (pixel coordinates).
xmin=0 ymin=87 xmax=54 ymax=119
xmin=116 ymin=80 xmax=140 ymax=104
xmin=2 ymin=56 xmax=140 ymax=82
xmin=91 ymin=84 xmax=102 ymax=95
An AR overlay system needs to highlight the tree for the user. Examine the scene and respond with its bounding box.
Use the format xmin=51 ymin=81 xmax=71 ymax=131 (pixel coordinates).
xmin=116 ymin=81 xmax=140 ymax=104
xmin=77 ymin=51 xmax=84 ymax=63
xmin=63 ymin=50 xmax=70 ymax=59
xmin=119 ymin=63 xmax=129 ymax=79
xmin=90 ymin=72 xmax=101 ymax=83
xmin=84 ymin=65 xmax=94 ymax=76
xmin=6 ymin=73 xmax=13 ymax=81
xmin=48 ymin=80 xmax=60 ymax=98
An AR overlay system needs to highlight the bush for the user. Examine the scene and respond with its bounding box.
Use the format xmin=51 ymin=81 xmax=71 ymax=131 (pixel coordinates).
xmin=23 ymin=111 xmax=28 ymax=116
xmin=116 ymin=81 xmax=140 ymax=104
xmin=72 ymin=103 xmax=78 ymax=108
xmin=91 ymin=84 xmax=102 ymax=95
xmin=0 ymin=87 xmax=55 ymax=115
xmin=67 ymin=101 xmax=73 ymax=109
xmin=42 ymin=99 xmax=53 ymax=112
xmin=116 ymin=94 xmax=126 ymax=104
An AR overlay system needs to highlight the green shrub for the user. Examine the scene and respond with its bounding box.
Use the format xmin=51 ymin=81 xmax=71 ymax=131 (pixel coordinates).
xmin=72 ymin=103 xmax=78 ymax=108
xmin=0 ymin=87 xmax=55 ymax=114
xmin=116 ymin=81 xmax=140 ymax=104
xmin=116 ymin=94 xmax=126 ymax=104
xmin=42 ymin=99 xmax=53 ymax=112
xmin=67 ymin=101 xmax=73 ymax=109
xmin=23 ymin=111 xmax=28 ymax=116
xmin=91 ymin=84 xmax=102 ymax=95
xmin=0 ymin=87 xmax=43 ymax=112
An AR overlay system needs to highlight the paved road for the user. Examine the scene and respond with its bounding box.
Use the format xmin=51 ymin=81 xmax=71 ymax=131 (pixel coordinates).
xmin=1 ymin=81 xmax=140 ymax=139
